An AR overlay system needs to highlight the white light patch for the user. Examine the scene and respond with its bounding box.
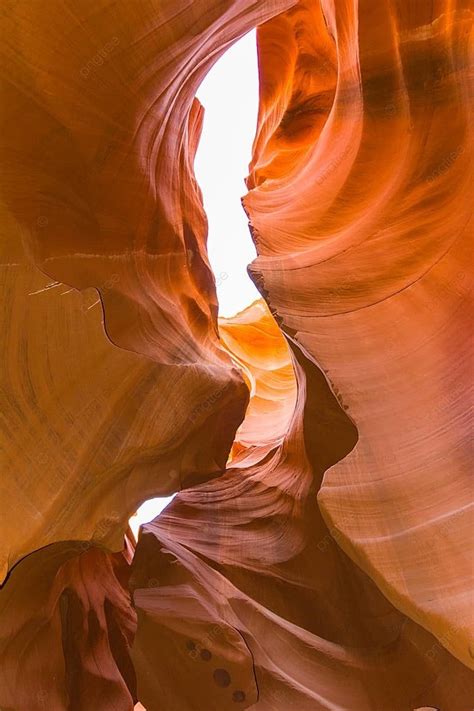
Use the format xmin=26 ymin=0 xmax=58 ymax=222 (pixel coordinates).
xmin=195 ymin=30 xmax=261 ymax=317
xmin=129 ymin=496 xmax=175 ymax=539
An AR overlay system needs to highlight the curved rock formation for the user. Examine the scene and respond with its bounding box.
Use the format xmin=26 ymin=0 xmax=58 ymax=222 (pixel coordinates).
xmin=1 ymin=0 xmax=297 ymax=578
xmin=219 ymin=299 xmax=297 ymax=457
xmin=0 ymin=536 xmax=136 ymax=710
xmin=0 ymin=0 xmax=472 ymax=709
xmin=245 ymin=0 xmax=474 ymax=671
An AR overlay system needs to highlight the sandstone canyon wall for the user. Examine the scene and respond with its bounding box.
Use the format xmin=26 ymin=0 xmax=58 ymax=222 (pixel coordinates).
xmin=0 ymin=0 xmax=472 ymax=710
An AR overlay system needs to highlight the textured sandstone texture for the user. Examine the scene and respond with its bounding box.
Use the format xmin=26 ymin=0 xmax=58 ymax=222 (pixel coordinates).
xmin=246 ymin=0 xmax=474 ymax=671
xmin=219 ymin=299 xmax=297 ymax=457
xmin=0 ymin=0 xmax=298 ymax=578
xmin=0 ymin=0 xmax=472 ymax=709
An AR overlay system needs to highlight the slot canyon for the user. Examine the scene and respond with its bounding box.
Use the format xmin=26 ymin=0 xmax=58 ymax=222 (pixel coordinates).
xmin=0 ymin=1 xmax=472 ymax=710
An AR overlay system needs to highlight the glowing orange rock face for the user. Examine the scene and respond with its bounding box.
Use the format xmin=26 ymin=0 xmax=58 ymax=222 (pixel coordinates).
xmin=0 ymin=0 xmax=299 ymax=578
xmin=246 ymin=0 xmax=474 ymax=672
xmin=219 ymin=300 xmax=297 ymax=457
xmin=0 ymin=1 xmax=472 ymax=710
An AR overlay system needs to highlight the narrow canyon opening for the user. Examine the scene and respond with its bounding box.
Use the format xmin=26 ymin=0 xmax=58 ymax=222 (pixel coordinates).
xmin=194 ymin=29 xmax=261 ymax=318
xmin=130 ymin=30 xmax=268 ymax=536
xmin=129 ymin=496 xmax=175 ymax=539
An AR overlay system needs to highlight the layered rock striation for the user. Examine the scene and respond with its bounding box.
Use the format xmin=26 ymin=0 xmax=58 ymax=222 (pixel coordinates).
xmin=0 ymin=0 xmax=472 ymax=709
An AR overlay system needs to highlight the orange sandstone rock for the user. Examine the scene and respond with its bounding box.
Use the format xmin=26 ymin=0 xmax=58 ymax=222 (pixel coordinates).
xmin=245 ymin=0 xmax=474 ymax=671
xmin=0 ymin=0 xmax=472 ymax=709
xmin=219 ymin=299 xmax=297 ymax=457
xmin=0 ymin=0 xmax=296 ymax=578
xmin=0 ymin=537 xmax=136 ymax=710
xmin=131 ymin=344 xmax=473 ymax=709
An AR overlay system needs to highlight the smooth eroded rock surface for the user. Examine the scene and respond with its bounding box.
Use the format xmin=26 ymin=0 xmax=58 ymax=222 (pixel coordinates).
xmin=0 ymin=0 xmax=472 ymax=709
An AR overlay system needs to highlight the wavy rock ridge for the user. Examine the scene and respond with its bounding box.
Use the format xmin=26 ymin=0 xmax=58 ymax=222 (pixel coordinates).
xmin=0 ymin=0 xmax=472 ymax=709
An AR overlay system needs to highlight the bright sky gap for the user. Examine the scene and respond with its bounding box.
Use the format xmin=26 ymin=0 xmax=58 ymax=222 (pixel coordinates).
xmin=194 ymin=29 xmax=261 ymax=317
xmin=129 ymin=32 xmax=258 ymax=536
